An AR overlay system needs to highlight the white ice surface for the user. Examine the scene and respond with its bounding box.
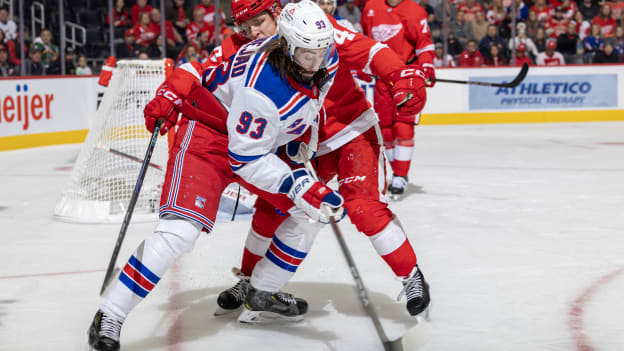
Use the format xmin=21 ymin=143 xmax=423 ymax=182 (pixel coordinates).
xmin=1 ymin=122 xmax=623 ymax=351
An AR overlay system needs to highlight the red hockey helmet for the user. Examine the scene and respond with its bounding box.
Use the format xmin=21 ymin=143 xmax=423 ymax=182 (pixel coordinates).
xmin=231 ymin=0 xmax=280 ymax=26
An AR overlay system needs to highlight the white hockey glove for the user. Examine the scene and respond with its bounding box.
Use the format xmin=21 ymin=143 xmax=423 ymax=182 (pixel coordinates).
xmin=279 ymin=169 xmax=346 ymax=224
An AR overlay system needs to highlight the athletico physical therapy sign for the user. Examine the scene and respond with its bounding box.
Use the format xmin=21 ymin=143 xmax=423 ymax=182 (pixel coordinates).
xmin=469 ymin=74 xmax=618 ymax=110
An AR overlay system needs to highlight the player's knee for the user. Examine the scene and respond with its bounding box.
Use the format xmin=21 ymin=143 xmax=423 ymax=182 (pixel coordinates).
xmin=344 ymin=199 xmax=393 ymax=236
xmin=393 ymin=122 xmax=415 ymax=141
xmin=153 ymin=215 xmax=202 ymax=254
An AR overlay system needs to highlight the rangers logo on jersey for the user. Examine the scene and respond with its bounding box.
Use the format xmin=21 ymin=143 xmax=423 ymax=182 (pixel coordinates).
xmin=371 ymin=23 xmax=403 ymax=43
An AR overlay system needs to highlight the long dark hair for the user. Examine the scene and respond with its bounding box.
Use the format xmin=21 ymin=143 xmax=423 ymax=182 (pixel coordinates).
xmin=262 ymin=37 xmax=330 ymax=90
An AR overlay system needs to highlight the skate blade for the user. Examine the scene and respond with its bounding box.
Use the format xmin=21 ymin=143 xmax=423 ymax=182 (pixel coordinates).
xmin=389 ymin=193 xmax=403 ymax=201
xmin=214 ymin=305 xmax=242 ymax=316
xmin=237 ymin=309 xmax=304 ymax=324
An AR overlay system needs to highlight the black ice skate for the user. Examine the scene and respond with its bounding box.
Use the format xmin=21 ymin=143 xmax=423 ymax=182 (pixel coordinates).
xmin=88 ymin=310 xmax=123 ymax=351
xmin=388 ymin=175 xmax=408 ymax=200
xmin=215 ymin=269 xmax=251 ymax=316
xmin=238 ymin=287 xmax=308 ymax=324
xmin=398 ymin=265 xmax=431 ymax=318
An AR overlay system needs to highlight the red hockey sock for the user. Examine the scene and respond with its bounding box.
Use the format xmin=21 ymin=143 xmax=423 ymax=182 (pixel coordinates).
xmin=240 ymin=248 xmax=263 ymax=277
xmin=381 ymin=240 xmax=417 ymax=277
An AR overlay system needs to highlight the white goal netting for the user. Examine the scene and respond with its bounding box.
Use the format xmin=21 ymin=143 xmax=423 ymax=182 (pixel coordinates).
xmin=55 ymin=60 xmax=170 ymax=223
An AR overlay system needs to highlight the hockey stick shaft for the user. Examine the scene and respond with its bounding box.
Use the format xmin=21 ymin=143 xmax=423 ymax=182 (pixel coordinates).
xmin=430 ymin=63 xmax=529 ymax=88
xmin=96 ymin=143 xmax=164 ymax=171
xmin=99 ymin=121 xmax=163 ymax=296
xmin=300 ymin=151 xmax=395 ymax=350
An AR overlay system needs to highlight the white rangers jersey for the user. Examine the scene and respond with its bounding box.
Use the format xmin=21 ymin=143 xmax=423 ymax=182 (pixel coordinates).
xmin=199 ymin=36 xmax=339 ymax=193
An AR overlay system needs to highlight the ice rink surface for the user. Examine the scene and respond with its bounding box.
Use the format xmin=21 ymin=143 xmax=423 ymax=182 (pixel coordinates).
xmin=1 ymin=122 xmax=623 ymax=351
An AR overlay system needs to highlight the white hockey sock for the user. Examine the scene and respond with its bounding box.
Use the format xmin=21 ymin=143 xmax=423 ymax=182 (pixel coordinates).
xmin=100 ymin=216 xmax=202 ymax=320
xmin=244 ymin=227 xmax=273 ymax=257
xmin=250 ymin=217 xmax=322 ymax=292
xmin=369 ymin=218 xmax=407 ymax=257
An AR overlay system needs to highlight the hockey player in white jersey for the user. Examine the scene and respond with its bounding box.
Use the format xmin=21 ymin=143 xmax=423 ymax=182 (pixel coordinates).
xmin=88 ymin=2 xmax=344 ymax=350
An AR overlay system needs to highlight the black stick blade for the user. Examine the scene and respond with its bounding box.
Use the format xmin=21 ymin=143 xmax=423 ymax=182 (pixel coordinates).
xmin=502 ymin=62 xmax=529 ymax=88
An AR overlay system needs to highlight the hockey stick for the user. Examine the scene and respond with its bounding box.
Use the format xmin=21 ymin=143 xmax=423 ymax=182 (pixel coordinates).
xmin=299 ymin=146 xmax=429 ymax=351
xmin=99 ymin=120 xmax=163 ymax=296
xmin=96 ymin=143 xmax=164 ymax=171
xmin=431 ymin=62 xmax=529 ymax=88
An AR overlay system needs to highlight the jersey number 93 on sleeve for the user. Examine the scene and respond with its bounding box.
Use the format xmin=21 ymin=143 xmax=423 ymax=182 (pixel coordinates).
xmin=236 ymin=111 xmax=267 ymax=139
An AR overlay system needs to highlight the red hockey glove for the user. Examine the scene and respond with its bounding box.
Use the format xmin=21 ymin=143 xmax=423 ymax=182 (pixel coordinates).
xmin=422 ymin=63 xmax=436 ymax=87
xmin=389 ymin=66 xmax=427 ymax=120
xmin=144 ymin=83 xmax=183 ymax=135
xmin=279 ymin=169 xmax=346 ymax=224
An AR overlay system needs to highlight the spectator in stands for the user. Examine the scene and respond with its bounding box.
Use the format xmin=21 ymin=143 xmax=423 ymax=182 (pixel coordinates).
xmin=534 ymin=27 xmax=548 ymax=52
xmin=458 ymin=39 xmax=484 ymax=66
xmin=32 ymin=28 xmax=58 ymax=70
xmin=195 ymin=0 xmax=226 ymax=26
xmin=186 ymin=7 xmax=208 ymax=42
xmin=76 ymin=54 xmax=93 ymax=75
xmin=23 ymin=46 xmax=46 ymax=76
xmin=0 ymin=44 xmax=16 ymax=76
xmin=458 ymin=0 xmax=485 ymax=23
xmin=479 ymin=24 xmax=506 ymax=59
xmin=166 ymin=0 xmax=192 ymax=39
xmin=593 ymin=5 xmax=617 ymax=37
xmin=546 ymin=7 xmax=571 ymax=38
xmin=451 ymin=12 xmax=473 ymax=46
xmin=509 ymin=22 xmax=539 ymax=59
xmin=514 ymin=43 xmax=534 ymax=65
xmin=131 ymin=0 xmax=152 ymax=25
xmin=575 ymin=10 xmax=591 ymax=40
xmin=487 ymin=0 xmax=507 ymax=25
xmin=6 ymin=26 xmax=27 ymax=66
xmin=117 ymin=29 xmax=140 ymax=58
xmin=579 ymin=0 xmax=600 ymax=21
xmin=338 ymin=0 xmax=363 ymax=32
xmin=48 ymin=46 xmax=76 ymax=75
xmin=433 ymin=41 xmax=456 ymax=67
xmin=557 ymin=21 xmax=581 ymax=63
xmin=614 ymin=26 xmax=624 ymax=54
xmin=133 ymin=12 xmax=156 ymax=46
xmin=107 ymin=0 xmax=130 ymax=40
xmin=138 ymin=51 xmax=150 ymax=60
xmin=176 ymin=43 xmax=199 ymax=66
xmin=536 ymin=39 xmax=565 ymax=65
xmin=559 ymin=0 xmax=578 ymax=20
xmin=583 ymin=23 xmax=605 ymax=62
xmin=593 ymin=42 xmax=621 ymax=62
xmin=0 ymin=5 xmax=16 ymax=41
xmin=435 ymin=0 xmax=457 ymax=28
xmin=443 ymin=28 xmax=465 ymax=56
xmin=149 ymin=8 xmax=184 ymax=50
xmin=485 ymin=44 xmax=506 ymax=65
xmin=470 ymin=10 xmax=489 ymax=41
xmin=530 ymin=0 xmax=551 ymax=22
xmin=526 ymin=10 xmax=540 ymax=40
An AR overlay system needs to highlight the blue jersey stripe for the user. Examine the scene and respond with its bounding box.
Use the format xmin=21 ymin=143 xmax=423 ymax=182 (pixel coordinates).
xmin=273 ymin=235 xmax=307 ymax=259
xmin=128 ymin=255 xmax=160 ymax=284
xmin=280 ymin=97 xmax=310 ymax=121
xmin=119 ymin=271 xmax=149 ymax=298
xmin=228 ymin=150 xmax=263 ymax=162
xmin=266 ymin=250 xmax=298 ymax=272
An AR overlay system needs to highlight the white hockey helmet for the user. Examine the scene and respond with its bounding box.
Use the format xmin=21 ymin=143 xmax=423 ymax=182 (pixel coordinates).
xmin=278 ymin=0 xmax=335 ymax=68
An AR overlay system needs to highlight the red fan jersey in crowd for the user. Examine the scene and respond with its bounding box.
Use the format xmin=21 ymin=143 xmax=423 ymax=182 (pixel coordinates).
xmin=545 ymin=17 xmax=570 ymax=38
xmin=106 ymin=7 xmax=129 ymax=27
xmin=536 ymin=51 xmax=565 ymax=65
xmin=515 ymin=54 xmax=533 ymax=66
xmin=149 ymin=20 xmax=178 ymax=43
xmin=361 ymin=0 xmax=434 ymax=65
xmin=458 ymin=1 xmax=486 ymax=22
xmin=132 ymin=22 xmax=156 ymax=46
xmin=194 ymin=3 xmax=226 ymax=25
xmin=530 ymin=4 xmax=551 ymax=22
xmin=130 ymin=4 xmax=152 ymax=25
xmin=592 ymin=16 xmax=617 ymax=37
xmin=551 ymin=0 xmax=578 ymax=19
xmin=186 ymin=21 xmax=214 ymax=42
xmin=458 ymin=49 xmax=484 ymax=66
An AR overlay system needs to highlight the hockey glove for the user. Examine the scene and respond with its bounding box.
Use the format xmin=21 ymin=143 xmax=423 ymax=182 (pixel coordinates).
xmin=389 ymin=66 xmax=427 ymax=120
xmin=422 ymin=63 xmax=436 ymax=87
xmin=144 ymin=83 xmax=183 ymax=135
xmin=279 ymin=169 xmax=346 ymax=224
xmin=285 ymin=123 xmax=318 ymax=165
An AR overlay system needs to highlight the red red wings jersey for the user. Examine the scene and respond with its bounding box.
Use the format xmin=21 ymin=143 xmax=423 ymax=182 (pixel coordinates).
xmin=179 ymin=16 xmax=406 ymax=154
xmin=361 ymin=0 xmax=434 ymax=65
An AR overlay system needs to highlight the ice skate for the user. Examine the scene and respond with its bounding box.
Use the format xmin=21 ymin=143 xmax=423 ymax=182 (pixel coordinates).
xmin=388 ymin=175 xmax=408 ymax=200
xmin=87 ymin=310 xmax=123 ymax=351
xmin=398 ymin=265 xmax=431 ymax=318
xmin=215 ymin=268 xmax=251 ymax=316
xmin=238 ymin=287 xmax=308 ymax=324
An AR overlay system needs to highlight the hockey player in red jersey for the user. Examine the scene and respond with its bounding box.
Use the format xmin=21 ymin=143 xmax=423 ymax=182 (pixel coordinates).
xmin=209 ymin=0 xmax=431 ymax=322
xmin=361 ymin=0 xmax=435 ymax=199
